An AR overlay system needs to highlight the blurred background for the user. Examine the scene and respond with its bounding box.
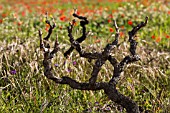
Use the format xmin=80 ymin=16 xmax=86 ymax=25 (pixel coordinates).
xmin=0 ymin=0 xmax=170 ymax=113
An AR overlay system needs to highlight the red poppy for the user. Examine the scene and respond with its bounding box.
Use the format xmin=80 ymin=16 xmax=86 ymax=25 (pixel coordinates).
xmin=45 ymin=24 xmax=50 ymax=31
xmin=60 ymin=15 xmax=66 ymax=21
xmin=17 ymin=21 xmax=22 ymax=26
xmin=166 ymin=35 xmax=169 ymax=39
xmin=128 ymin=20 xmax=133 ymax=25
xmin=168 ymin=11 xmax=170 ymax=15
xmin=109 ymin=28 xmax=114 ymax=32
xmin=42 ymin=1 xmax=47 ymax=5
xmin=120 ymin=31 xmax=124 ymax=37
xmin=151 ymin=35 xmax=155 ymax=39
xmin=108 ymin=19 xmax=111 ymax=23
xmin=121 ymin=26 xmax=124 ymax=29
xmin=153 ymin=8 xmax=157 ymax=11
xmin=2 ymin=13 xmax=7 ymax=18
xmin=0 ymin=5 xmax=3 ymax=10
xmin=22 ymin=11 xmax=26 ymax=16
xmin=0 ymin=19 xmax=2 ymax=23
xmin=76 ymin=11 xmax=80 ymax=15
xmin=109 ymin=14 xmax=113 ymax=18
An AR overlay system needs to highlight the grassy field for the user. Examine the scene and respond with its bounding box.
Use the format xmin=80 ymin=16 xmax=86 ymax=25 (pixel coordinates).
xmin=0 ymin=0 xmax=170 ymax=112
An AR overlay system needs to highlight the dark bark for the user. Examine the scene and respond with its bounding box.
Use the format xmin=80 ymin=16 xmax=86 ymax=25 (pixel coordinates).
xmin=64 ymin=9 xmax=89 ymax=57
xmin=39 ymin=12 xmax=148 ymax=113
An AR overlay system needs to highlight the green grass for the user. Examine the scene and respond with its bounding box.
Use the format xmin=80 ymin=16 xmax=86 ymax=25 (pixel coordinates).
xmin=0 ymin=1 xmax=170 ymax=113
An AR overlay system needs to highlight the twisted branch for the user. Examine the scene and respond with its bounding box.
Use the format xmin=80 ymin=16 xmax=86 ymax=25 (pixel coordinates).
xmin=109 ymin=17 xmax=148 ymax=85
xmin=64 ymin=9 xmax=89 ymax=57
xmin=44 ymin=12 xmax=56 ymax=41
xmin=39 ymin=13 xmax=148 ymax=113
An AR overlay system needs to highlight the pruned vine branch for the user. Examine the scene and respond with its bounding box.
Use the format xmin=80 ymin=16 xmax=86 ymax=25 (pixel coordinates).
xmin=64 ymin=9 xmax=89 ymax=58
xmin=39 ymin=10 xmax=148 ymax=113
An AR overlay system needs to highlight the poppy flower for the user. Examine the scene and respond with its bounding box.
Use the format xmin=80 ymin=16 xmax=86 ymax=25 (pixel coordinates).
xmin=17 ymin=21 xmax=22 ymax=26
xmin=0 ymin=5 xmax=2 ymax=10
xmin=168 ymin=11 xmax=170 ymax=15
xmin=166 ymin=35 xmax=169 ymax=39
xmin=151 ymin=35 xmax=156 ymax=39
xmin=22 ymin=11 xmax=26 ymax=17
xmin=0 ymin=19 xmax=2 ymax=23
xmin=120 ymin=31 xmax=124 ymax=37
xmin=45 ymin=23 xmax=50 ymax=31
xmin=60 ymin=15 xmax=66 ymax=21
xmin=2 ymin=13 xmax=7 ymax=18
xmin=128 ymin=20 xmax=133 ymax=25
xmin=109 ymin=28 xmax=114 ymax=32
xmin=121 ymin=26 xmax=124 ymax=29
xmin=108 ymin=19 xmax=111 ymax=23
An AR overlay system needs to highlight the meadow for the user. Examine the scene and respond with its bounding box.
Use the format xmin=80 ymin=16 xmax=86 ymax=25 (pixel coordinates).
xmin=0 ymin=0 xmax=170 ymax=112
